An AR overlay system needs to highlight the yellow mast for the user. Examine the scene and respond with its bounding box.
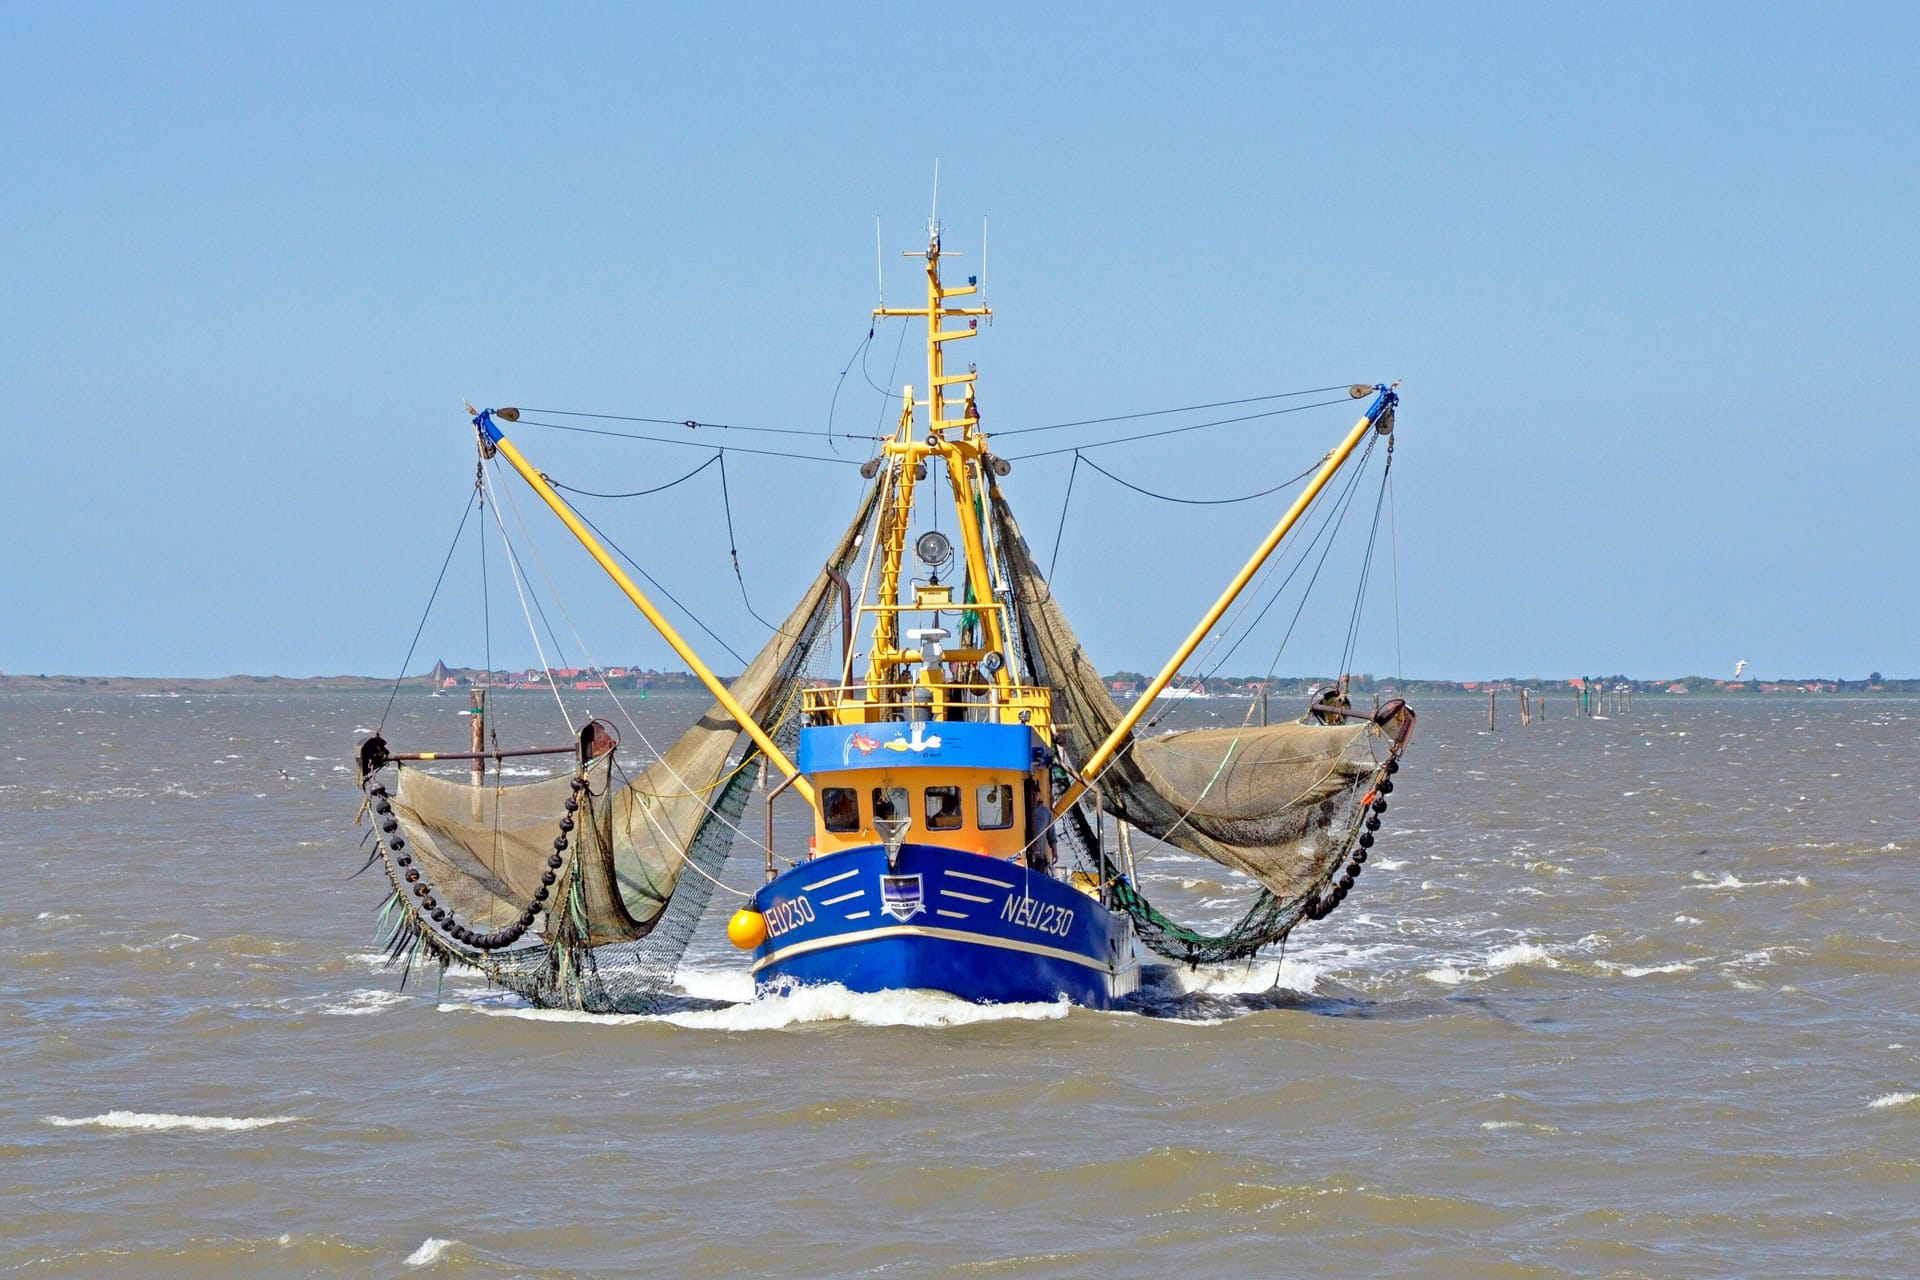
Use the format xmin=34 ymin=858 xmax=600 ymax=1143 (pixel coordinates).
xmin=867 ymin=221 xmax=1007 ymax=686
xmin=472 ymin=413 xmax=814 ymax=807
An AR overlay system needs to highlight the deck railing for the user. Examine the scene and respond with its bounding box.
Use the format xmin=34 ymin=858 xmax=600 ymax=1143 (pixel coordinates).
xmin=802 ymin=681 xmax=1053 ymax=728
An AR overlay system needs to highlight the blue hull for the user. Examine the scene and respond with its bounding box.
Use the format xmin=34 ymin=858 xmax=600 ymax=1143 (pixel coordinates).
xmin=750 ymin=844 xmax=1141 ymax=1010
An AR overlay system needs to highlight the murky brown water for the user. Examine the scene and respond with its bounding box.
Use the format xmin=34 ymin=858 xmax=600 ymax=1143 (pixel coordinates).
xmin=3 ymin=691 xmax=1916 ymax=1277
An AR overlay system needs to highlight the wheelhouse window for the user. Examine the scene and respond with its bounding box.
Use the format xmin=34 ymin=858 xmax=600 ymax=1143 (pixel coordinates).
xmin=925 ymin=785 xmax=963 ymax=831
xmin=821 ymin=786 xmax=860 ymax=832
xmin=976 ymin=783 xmax=1014 ymax=830
xmin=871 ymin=787 xmax=909 ymax=826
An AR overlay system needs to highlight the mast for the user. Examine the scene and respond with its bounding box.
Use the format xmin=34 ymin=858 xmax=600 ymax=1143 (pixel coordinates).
xmin=1065 ymin=386 xmax=1399 ymax=799
xmin=867 ymin=219 xmax=1008 ymax=688
xmin=470 ymin=409 xmax=815 ymax=806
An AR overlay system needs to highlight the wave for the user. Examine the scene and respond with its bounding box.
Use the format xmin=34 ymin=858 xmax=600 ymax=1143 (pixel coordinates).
xmin=1487 ymin=943 xmax=1557 ymax=969
xmin=1868 ymin=1092 xmax=1918 ymax=1110
xmin=662 ymin=982 xmax=1073 ymax=1030
xmin=1149 ymin=957 xmax=1320 ymax=998
xmin=317 ymin=989 xmax=414 ymax=1017
xmin=1593 ymin=955 xmax=1697 ymax=977
xmin=1688 ymin=871 xmax=1811 ymax=890
xmin=43 ymin=1111 xmax=299 ymax=1132
xmin=438 ymin=973 xmax=1073 ymax=1031
xmin=404 ymin=1238 xmax=458 ymax=1267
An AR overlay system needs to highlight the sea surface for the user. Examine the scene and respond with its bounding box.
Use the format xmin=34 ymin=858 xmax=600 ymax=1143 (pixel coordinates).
xmin=2 ymin=690 xmax=1916 ymax=1278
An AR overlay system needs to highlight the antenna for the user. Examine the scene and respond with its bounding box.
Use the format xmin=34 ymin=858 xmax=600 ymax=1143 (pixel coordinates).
xmin=930 ymin=158 xmax=940 ymax=238
xmin=980 ymin=216 xmax=988 ymax=304
xmin=875 ymin=215 xmax=884 ymax=307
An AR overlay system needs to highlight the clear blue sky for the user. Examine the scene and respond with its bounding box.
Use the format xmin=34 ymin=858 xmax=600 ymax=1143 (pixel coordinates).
xmin=4 ymin=4 xmax=1915 ymax=682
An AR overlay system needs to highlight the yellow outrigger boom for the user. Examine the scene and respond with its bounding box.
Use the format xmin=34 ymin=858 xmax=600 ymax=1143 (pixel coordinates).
xmin=470 ymin=408 xmax=815 ymax=807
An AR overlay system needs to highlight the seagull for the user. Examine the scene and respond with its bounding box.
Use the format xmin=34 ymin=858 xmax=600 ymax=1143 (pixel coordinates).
xmin=1733 ymin=660 xmax=1748 ymax=679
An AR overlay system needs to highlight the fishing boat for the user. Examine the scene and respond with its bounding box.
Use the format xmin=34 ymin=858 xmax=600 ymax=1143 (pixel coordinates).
xmin=352 ymin=215 xmax=1414 ymax=1012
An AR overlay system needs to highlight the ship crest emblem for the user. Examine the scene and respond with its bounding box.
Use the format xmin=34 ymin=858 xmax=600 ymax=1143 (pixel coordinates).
xmin=880 ymin=874 xmax=924 ymax=922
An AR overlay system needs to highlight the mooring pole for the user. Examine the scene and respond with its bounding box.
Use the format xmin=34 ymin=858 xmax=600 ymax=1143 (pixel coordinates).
xmin=469 ymin=688 xmax=486 ymax=785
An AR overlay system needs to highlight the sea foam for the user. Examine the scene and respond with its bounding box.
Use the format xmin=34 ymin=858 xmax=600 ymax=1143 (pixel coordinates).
xmin=405 ymin=1237 xmax=457 ymax=1266
xmin=43 ymin=1111 xmax=298 ymax=1132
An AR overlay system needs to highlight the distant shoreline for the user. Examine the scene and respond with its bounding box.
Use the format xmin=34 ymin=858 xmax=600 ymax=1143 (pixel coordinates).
xmin=2 ymin=672 xmax=1913 ymax=696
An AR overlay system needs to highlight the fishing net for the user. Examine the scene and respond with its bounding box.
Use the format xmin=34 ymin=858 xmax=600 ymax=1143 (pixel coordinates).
xmin=360 ymin=481 xmax=881 ymax=1011
xmin=989 ymin=478 xmax=1409 ymax=961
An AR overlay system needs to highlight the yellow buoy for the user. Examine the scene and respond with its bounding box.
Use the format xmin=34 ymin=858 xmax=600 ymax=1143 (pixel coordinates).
xmin=727 ymin=908 xmax=768 ymax=950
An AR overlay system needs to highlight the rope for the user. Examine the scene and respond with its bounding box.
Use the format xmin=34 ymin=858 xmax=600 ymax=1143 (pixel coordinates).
xmin=1046 ymin=451 xmax=1080 ymax=581
xmin=477 ymin=461 xmax=492 ymax=684
xmin=547 ymin=453 xmax=720 ymax=499
xmin=1077 ymin=453 xmax=1320 ymax=506
xmin=481 ymin=465 xmax=576 ymax=732
xmin=865 ymin=314 xmax=911 ymax=406
xmin=513 ymin=417 xmax=864 ymax=467
xmin=719 ymin=450 xmax=780 ymax=631
xmin=379 ymin=487 xmax=477 ymax=732
xmin=992 ymin=384 xmax=1358 ymax=437
xmin=484 ymin=463 xmax=581 ymax=676
xmin=1000 ymin=395 xmax=1354 ymax=461
xmin=1338 ymin=441 xmax=1394 ymax=681
xmin=1388 ymin=468 xmax=1403 ymax=683
xmin=1166 ymin=442 xmax=1365 ymax=693
xmin=516 ymin=406 xmax=879 ymax=443
xmin=1246 ymin=436 xmax=1380 ymax=685
xmin=823 ymin=327 xmax=874 ymax=456
xmin=567 ymin=505 xmax=749 ymax=668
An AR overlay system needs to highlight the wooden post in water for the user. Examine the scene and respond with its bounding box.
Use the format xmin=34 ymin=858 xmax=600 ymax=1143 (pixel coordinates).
xmin=1259 ymin=682 xmax=1269 ymax=727
xmin=1488 ymin=690 xmax=1496 ymax=731
xmin=469 ymin=688 xmax=485 ymax=785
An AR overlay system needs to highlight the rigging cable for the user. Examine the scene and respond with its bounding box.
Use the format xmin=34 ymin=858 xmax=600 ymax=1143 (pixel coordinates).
xmin=1076 ymin=453 xmax=1321 ymax=506
xmin=565 ymin=504 xmax=750 ymax=668
xmin=546 ymin=453 xmax=720 ymax=499
xmin=1154 ymin=444 xmax=1363 ymax=689
xmin=1184 ymin=434 xmax=1379 ymax=693
xmin=480 ymin=464 xmax=576 ymax=733
xmin=514 ymin=406 xmax=878 ymax=443
xmin=511 ymin=416 xmax=864 ymax=467
xmin=478 ymin=460 xmax=492 ymax=689
xmin=1337 ymin=440 xmax=1395 ymax=682
xmin=824 ymin=327 xmax=875 ymax=456
xmin=1001 ymin=395 xmax=1355 ymax=460
xmin=718 ymin=449 xmax=781 ymax=632
xmin=864 ymin=314 xmax=912 ymax=405
xmin=993 ymin=384 xmax=1358 ymax=437
xmin=1388 ymin=467 xmax=1404 ymax=683
xmin=1047 ymin=450 xmax=1081 ymax=581
xmin=378 ymin=486 xmax=478 ymax=733
xmin=1245 ymin=436 xmax=1381 ymax=688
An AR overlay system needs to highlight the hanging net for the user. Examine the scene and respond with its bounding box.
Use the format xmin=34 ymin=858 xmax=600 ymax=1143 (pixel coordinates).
xmin=988 ymin=477 xmax=1413 ymax=962
xmin=358 ymin=481 xmax=881 ymax=1012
